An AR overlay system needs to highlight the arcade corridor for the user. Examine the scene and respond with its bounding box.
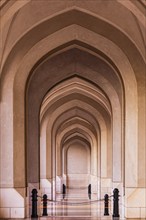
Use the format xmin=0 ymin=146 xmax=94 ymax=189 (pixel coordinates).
xmin=0 ymin=0 xmax=146 ymax=219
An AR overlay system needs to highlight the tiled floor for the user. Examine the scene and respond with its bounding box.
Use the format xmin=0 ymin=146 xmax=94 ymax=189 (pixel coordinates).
xmin=23 ymin=189 xmax=125 ymax=220
xmin=10 ymin=217 xmax=122 ymax=220
xmin=24 ymin=217 xmax=120 ymax=220
xmin=43 ymin=190 xmax=122 ymax=219
xmin=40 ymin=190 xmax=108 ymax=216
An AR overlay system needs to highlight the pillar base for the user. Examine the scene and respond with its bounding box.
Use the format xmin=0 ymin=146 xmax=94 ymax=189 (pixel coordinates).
xmin=0 ymin=188 xmax=25 ymax=219
xmin=124 ymin=187 xmax=146 ymax=218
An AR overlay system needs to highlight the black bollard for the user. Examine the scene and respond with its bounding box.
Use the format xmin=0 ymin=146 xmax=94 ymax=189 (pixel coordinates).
xmin=104 ymin=194 xmax=109 ymax=216
xmin=88 ymin=184 xmax=91 ymax=194
xmin=62 ymin=184 xmax=66 ymax=199
xmin=113 ymin=188 xmax=120 ymax=217
xmin=88 ymin=184 xmax=91 ymax=199
xmin=42 ymin=194 xmax=48 ymax=216
xmin=31 ymin=189 xmax=38 ymax=218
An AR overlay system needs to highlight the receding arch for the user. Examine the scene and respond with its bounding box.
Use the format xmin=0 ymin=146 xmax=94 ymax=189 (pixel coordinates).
xmin=0 ymin=5 xmax=141 ymax=206
xmin=0 ymin=2 xmax=145 ymax=218
xmin=28 ymin=48 xmax=120 ymax=184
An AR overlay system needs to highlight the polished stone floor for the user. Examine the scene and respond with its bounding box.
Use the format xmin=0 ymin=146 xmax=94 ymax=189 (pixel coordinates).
xmin=23 ymin=217 xmax=121 ymax=220
xmin=10 ymin=217 xmax=123 ymax=220
xmin=26 ymin=189 xmax=125 ymax=220
xmin=0 ymin=189 xmax=125 ymax=220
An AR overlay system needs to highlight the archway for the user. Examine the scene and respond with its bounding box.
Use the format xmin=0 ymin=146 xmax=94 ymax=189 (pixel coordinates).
xmin=0 ymin=2 xmax=145 ymax=218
